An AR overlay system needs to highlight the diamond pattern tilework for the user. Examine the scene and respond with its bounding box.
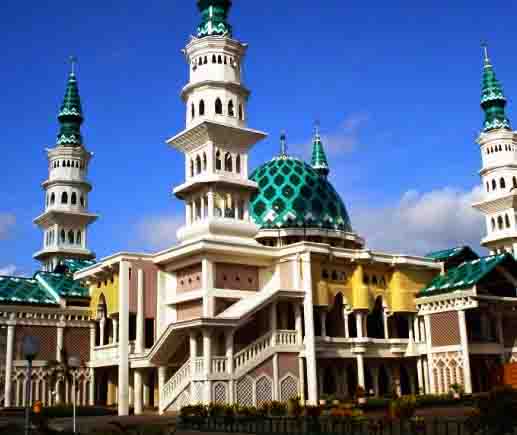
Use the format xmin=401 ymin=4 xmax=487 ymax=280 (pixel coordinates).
xmin=237 ymin=376 xmax=253 ymax=407
xmin=280 ymin=375 xmax=298 ymax=401
xmin=255 ymin=376 xmax=272 ymax=407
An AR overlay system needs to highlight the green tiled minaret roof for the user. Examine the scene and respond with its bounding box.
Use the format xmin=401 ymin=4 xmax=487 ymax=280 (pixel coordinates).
xmin=310 ymin=124 xmax=329 ymax=178
xmin=481 ymin=45 xmax=511 ymax=132
xmin=57 ymin=69 xmax=84 ymax=147
xmin=197 ymin=0 xmax=233 ymax=38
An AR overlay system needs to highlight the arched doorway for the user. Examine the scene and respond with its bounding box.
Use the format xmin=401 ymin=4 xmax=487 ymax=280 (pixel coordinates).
xmin=326 ymin=293 xmax=345 ymax=337
xmin=367 ymin=296 xmax=385 ymax=338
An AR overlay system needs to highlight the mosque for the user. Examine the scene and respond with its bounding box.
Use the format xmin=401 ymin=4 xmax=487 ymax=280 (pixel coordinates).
xmin=1 ymin=0 xmax=517 ymax=416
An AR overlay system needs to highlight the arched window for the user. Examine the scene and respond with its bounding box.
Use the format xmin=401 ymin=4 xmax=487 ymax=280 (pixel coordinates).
xmin=492 ymin=179 xmax=497 ymax=190
xmin=500 ymin=178 xmax=506 ymax=189
xmin=513 ymin=177 xmax=517 ymax=189
xmin=228 ymin=100 xmax=235 ymax=117
xmin=71 ymin=192 xmax=77 ymax=205
xmin=199 ymin=100 xmax=205 ymax=116
xmin=67 ymin=160 xmax=71 ymax=167
xmin=218 ymin=55 xmax=222 ymax=64
xmin=236 ymin=155 xmax=241 ymax=173
xmin=196 ymin=155 xmax=202 ymax=174
xmin=239 ymin=104 xmax=243 ymax=120
xmin=322 ymin=269 xmax=329 ymax=279
xmin=80 ymin=196 xmax=84 ymax=207
xmin=76 ymin=231 xmax=82 ymax=245
xmin=61 ymin=192 xmax=68 ymax=204
xmin=363 ymin=274 xmax=370 ymax=285
xmin=191 ymin=103 xmax=195 ymax=119
xmin=190 ymin=159 xmax=194 ymax=177
xmin=60 ymin=230 xmax=66 ymax=243
xmin=224 ymin=153 xmax=233 ymax=171
xmin=331 ymin=270 xmax=338 ymax=281
xmin=486 ymin=182 xmax=489 ymax=192
xmin=68 ymin=230 xmax=74 ymax=244
xmin=506 ymin=214 xmax=511 ymax=228
xmin=215 ymin=98 xmax=223 ymax=115
xmin=212 ymin=54 xmax=217 ymax=63
xmin=491 ymin=218 xmax=496 ymax=231
xmin=224 ymin=56 xmax=227 ymax=64
xmin=204 ymin=56 xmax=208 ymax=64
xmin=216 ymin=150 xmax=222 ymax=170
xmin=50 ymin=193 xmax=55 ymax=205
xmin=499 ymin=144 xmax=503 ymax=151
xmin=498 ymin=216 xmax=504 ymax=230
xmin=203 ymin=153 xmax=207 ymax=171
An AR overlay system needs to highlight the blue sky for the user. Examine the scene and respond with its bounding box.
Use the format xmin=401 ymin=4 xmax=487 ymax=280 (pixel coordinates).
xmin=1 ymin=0 xmax=516 ymax=275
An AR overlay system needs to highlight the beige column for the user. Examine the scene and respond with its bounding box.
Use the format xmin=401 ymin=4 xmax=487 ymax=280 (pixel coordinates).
xmin=118 ymin=260 xmax=130 ymax=416
xmin=158 ymin=366 xmax=167 ymax=411
xmin=298 ymin=357 xmax=305 ymax=403
xmin=143 ymin=370 xmax=150 ymax=408
xmin=226 ymin=331 xmax=235 ymax=403
xmin=112 ymin=317 xmax=119 ymax=344
xmin=295 ymin=303 xmax=303 ymax=344
xmin=134 ymin=370 xmax=143 ymax=415
xmin=89 ymin=369 xmax=95 ymax=406
xmin=89 ymin=324 xmax=96 ymax=360
xmin=136 ymin=269 xmax=145 ymax=353
xmin=416 ymin=357 xmax=424 ymax=394
xmin=458 ymin=310 xmax=472 ymax=394
xmin=203 ymin=329 xmax=212 ymax=403
xmin=424 ymin=314 xmax=435 ymax=393
xmin=99 ymin=317 xmax=106 ymax=347
xmin=343 ymin=309 xmax=350 ymax=338
xmin=356 ymin=311 xmax=364 ymax=338
xmin=423 ymin=358 xmax=430 ymax=395
xmin=57 ymin=319 xmax=65 ymax=362
xmin=4 ymin=316 xmax=15 ymax=407
xmin=207 ymin=191 xmax=215 ymax=219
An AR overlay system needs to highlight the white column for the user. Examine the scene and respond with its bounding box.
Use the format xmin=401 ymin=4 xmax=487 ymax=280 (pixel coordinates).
xmin=413 ymin=315 xmax=421 ymax=343
xmin=356 ymin=355 xmax=365 ymax=388
xmin=226 ymin=331 xmax=235 ymax=403
xmin=4 ymin=320 xmax=15 ymax=407
xmin=343 ymin=309 xmax=350 ymax=338
xmin=186 ymin=202 xmax=192 ymax=225
xmin=383 ymin=311 xmax=389 ymax=339
xmin=207 ymin=191 xmax=215 ymax=219
xmin=356 ymin=311 xmax=364 ymax=338
xmin=118 ymin=260 xmax=130 ymax=416
xmin=89 ymin=324 xmax=96 ymax=360
xmin=112 ymin=318 xmax=119 ymax=344
xmin=295 ymin=303 xmax=303 ymax=344
xmin=89 ymin=369 xmax=95 ymax=406
xmin=423 ymin=358 xmax=430 ymax=395
xmin=202 ymin=258 xmax=214 ymax=317
xmin=136 ymin=269 xmax=145 ymax=353
xmin=273 ymin=354 xmax=279 ymax=400
xmin=416 ymin=357 xmax=424 ymax=394
xmin=143 ymin=371 xmax=150 ymax=408
xmin=134 ymin=370 xmax=143 ymax=415
xmin=320 ymin=311 xmax=327 ymax=338
xmin=424 ymin=314 xmax=435 ymax=394
xmin=203 ymin=329 xmax=212 ymax=403
xmin=57 ymin=322 xmax=65 ymax=362
xmin=408 ymin=315 xmax=415 ymax=341
xmin=99 ymin=318 xmax=106 ymax=347
xmin=298 ymin=357 xmax=305 ymax=403
xmin=301 ymin=252 xmax=318 ymax=405
xmin=158 ymin=366 xmax=167 ymax=412
xmin=458 ymin=310 xmax=472 ymax=394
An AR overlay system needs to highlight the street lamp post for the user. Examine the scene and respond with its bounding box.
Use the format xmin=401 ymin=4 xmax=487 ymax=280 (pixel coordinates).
xmin=68 ymin=356 xmax=81 ymax=435
xmin=22 ymin=336 xmax=40 ymax=435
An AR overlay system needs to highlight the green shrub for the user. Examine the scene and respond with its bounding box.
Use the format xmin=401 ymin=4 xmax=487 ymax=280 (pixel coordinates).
xmin=180 ymin=404 xmax=208 ymax=417
xmin=287 ymin=397 xmax=303 ymax=417
xmin=207 ymin=402 xmax=225 ymax=417
xmin=269 ymin=401 xmax=287 ymax=416
xmin=360 ymin=397 xmax=390 ymax=410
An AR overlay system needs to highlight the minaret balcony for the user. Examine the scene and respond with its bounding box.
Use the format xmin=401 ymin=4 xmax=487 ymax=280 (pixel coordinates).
xmin=34 ymin=209 xmax=99 ymax=228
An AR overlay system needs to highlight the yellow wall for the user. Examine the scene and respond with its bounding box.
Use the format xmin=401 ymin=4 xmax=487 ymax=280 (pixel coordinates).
xmin=89 ymin=273 xmax=119 ymax=316
xmin=312 ymin=259 xmax=438 ymax=313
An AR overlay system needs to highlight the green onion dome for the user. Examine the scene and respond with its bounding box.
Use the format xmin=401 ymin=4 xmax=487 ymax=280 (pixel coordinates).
xmin=249 ymin=155 xmax=353 ymax=232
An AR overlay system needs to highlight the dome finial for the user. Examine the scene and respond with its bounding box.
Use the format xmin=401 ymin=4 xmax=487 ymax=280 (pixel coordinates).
xmin=69 ymin=55 xmax=78 ymax=76
xmin=280 ymin=131 xmax=287 ymax=156
xmin=482 ymin=41 xmax=491 ymax=68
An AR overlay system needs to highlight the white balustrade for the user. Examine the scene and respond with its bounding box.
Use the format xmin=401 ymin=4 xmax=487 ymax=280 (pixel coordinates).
xmin=193 ymin=357 xmax=204 ymax=375
xmin=161 ymin=359 xmax=191 ymax=410
xmin=275 ymin=330 xmax=298 ymax=346
xmin=92 ymin=344 xmax=118 ymax=361
xmin=211 ymin=357 xmax=227 ymax=374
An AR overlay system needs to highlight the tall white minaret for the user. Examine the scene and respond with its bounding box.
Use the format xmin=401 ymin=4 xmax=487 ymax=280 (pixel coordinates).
xmin=167 ymin=0 xmax=266 ymax=244
xmin=472 ymin=46 xmax=517 ymax=256
xmin=33 ymin=61 xmax=98 ymax=271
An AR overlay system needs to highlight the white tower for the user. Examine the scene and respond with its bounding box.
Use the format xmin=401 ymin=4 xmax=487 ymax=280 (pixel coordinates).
xmin=33 ymin=65 xmax=98 ymax=271
xmin=472 ymin=46 xmax=517 ymax=255
xmin=167 ymin=0 xmax=266 ymax=244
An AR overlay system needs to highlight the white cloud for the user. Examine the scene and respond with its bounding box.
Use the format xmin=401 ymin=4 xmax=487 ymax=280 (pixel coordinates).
xmin=0 ymin=213 xmax=15 ymax=240
xmin=352 ymin=186 xmax=486 ymax=256
xmin=136 ymin=214 xmax=183 ymax=251
xmin=0 ymin=265 xmax=17 ymax=276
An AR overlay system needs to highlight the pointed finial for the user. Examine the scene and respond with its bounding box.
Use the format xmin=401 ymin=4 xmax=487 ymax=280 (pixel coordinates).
xmin=314 ymin=120 xmax=321 ymax=139
xmin=280 ymin=131 xmax=287 ymax=156
xmin=69 ymin=56 xmax=78 ymax=76
xmin=481 ymin=41 xmax=491 ymax=67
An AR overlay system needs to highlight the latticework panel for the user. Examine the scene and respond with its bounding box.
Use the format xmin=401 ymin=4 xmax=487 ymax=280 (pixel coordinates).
xmin=192 ymin=381 xmax=203 ymax=404
xmin=237 ymin=376 xmax=253 ymax=407
xmin=255 ymin=376 xmax=272 ymax=407
xmin=280 ymin=375 xmax=298 ymax=401
xmin=213 ymin=382 xmax=227 ymax=404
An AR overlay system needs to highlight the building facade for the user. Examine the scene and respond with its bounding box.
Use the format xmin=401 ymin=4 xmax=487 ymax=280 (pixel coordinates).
xmin=2 ymin=0 xmax=517 ymax=416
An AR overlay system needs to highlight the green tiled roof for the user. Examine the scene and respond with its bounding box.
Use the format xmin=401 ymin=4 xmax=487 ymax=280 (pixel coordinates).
xmin=426 ymin=246 xmax=479 ymax=262
xmin=61 ymin=259 xmax=96 ymax=274
xmin=57 ymin=71 xmax=84 ymax=147
xmin=197 ymin=0 xmax=233 ymax=38
xmin=36 ymin=272 xmax=89 ymax=299
xmin=420 ymin=253 xmax=513 ymax=296
xmin=0 ymin=276 xmax=58 ymax=305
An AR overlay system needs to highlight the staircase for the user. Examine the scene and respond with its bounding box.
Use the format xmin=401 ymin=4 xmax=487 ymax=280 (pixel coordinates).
xmin=159 ymin=358 xmax=192 ymax=414
xmin=217 ymin=286 xmax=279 ymax=322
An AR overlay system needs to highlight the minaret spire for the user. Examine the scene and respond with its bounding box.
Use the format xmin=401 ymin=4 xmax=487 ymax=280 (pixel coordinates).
xmin=280 ymin=131 xmax=288 ymax=156
xmin=57 ymin=58 xmax=84 ymax=147
xmin=197 ymin=0 xmax=233 ymax=38
xmin=480 ymin=43 xmax=511 ymax=132
xmin=311 ymin=121 xmax=330 ymax=178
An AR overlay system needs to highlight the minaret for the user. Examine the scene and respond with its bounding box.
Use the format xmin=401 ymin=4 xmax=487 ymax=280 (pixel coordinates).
xmin=310 ymin=123 xmax=330 ymax=178
xmin=472 ymin=45 xmax=517 ymax=255
xmin=167 ymin=0 xmax=266 ymax=244
xmin=33 ymin=61 xmax=98 ymax=271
